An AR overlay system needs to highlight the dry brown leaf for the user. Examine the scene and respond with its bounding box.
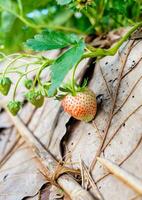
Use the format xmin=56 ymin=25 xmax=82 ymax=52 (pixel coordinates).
xmin=0 ymin=52 xmax=91 ymax=200
xmin=97 ymin=157 xmax=142 ymax=194
xmin=1 ymin=34 xmax=142 ymax=200
xmin=63 ymin=39 xmax=142 ymax=200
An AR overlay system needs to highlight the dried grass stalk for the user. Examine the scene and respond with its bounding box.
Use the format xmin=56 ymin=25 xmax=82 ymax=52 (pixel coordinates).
xmin=97 ymin=157 xmax=142 ymax=195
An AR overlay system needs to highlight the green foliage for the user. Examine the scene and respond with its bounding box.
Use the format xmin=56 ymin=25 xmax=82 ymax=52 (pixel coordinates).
xmin=0 ymin=0 xmax=142 ymax=116
xmin=48 ymin=39 xmax=85 ymax=96
xmin=26 ymin=30 xmax=80 ymax=51
xmin=0 ymin=0 xmax=141 ymax=53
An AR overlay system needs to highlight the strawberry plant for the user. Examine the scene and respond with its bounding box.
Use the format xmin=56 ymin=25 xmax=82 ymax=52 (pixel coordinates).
xmin=0 ymin=0 xmax=142 ymax=121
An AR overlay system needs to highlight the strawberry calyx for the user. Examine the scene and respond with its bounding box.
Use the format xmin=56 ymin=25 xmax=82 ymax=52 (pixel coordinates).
xmin=24 ymin=79 xmax=33 ymax=90
xmin=56 ymin=78 xmax=88 ymax=100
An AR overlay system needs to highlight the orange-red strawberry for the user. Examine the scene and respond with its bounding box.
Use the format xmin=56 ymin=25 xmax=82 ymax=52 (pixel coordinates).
xmin=61 ymin=88 xmax=97 ymax=122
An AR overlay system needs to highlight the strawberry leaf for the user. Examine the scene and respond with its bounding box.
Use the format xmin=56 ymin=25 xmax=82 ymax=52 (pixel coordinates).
xmin=26 ymin=30 xmax=80 ymax=51
xmin=48 ymin=40 xmax=85 ymax=96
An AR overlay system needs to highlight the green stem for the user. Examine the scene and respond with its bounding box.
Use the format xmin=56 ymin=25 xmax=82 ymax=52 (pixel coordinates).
xmin=0 ymin=5 xmax=83 ymax=34
xmin=0 ymin=52 xmax=6 ymax=59
xmin=13 ymin=67 xmax=39 ymax=99
xmin=3 ymin=55 xmax=23 ymax=77
xmin=11 ymin=61 xmax=41 ymax=69
xmin=0 ymin=53 xmax=21 ymax=62
xmin=71 ymin=61 xmax=81 ymax=95
xmin=109 ymin=22 xmax=142 ymax=54
xmin=32 ymin=59 xmax=53 ymax=88
xmin=83 ymin=21 xmax=142 ymax=58
xmin=0 ymin=70 xmax=23 ymax=75
xmin=3 ymin=54 xmax=45 ymax=77
xmin=71 ymin=22 xmax=142 ymax=94
xmin=17 ymin=0 xmax=23 ymax=16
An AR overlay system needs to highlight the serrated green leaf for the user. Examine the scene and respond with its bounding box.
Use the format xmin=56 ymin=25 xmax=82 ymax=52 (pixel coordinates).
xmin=48 ymin=40 xmax=85 ymax=96
xmin=56 ymin=0 xmax=72 ymax=5
xmin=26 ymin=30 xmax=80 ymax=51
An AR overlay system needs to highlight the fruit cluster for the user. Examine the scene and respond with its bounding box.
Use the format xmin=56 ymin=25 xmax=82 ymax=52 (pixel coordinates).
xmin=0 ymin=74 xmax=97 ymax=122
xmin=0 ymin=76 xmax=50 ymax=116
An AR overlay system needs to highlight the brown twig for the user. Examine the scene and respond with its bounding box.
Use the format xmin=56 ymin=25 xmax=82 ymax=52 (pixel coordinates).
xmin=97 ymin=157 xmax=142 ymax=195
xmin=82 ymin=160 xmax=104 ymax=200
xmin=96 ymin=132 xmax=142 ymax=184
xmin=89 ymin=41 xmax=135 ymax=171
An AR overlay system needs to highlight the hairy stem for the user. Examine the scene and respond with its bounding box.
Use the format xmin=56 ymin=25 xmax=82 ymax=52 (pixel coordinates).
xmin=13 ymin=67 xmax=39 ymax=99
xmin=83 ymin=21 xmax=142 ymax=58
xmin=71 ymin=61 xmax=80 ymax=95
xmin=3 ymin=55 xmax=23 ymax=77
xmin=32 ymin=59 xmax=53 ymax=88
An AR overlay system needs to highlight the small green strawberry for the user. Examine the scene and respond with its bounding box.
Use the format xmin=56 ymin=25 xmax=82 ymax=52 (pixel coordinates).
xmin=61 ymin=88 xmax=97 ymax=122
xmin=7 ymin=100 xmax=21 ymax=116
xmin=24 ymin=79 xmax=33 ymax=90
xmin=25 ymin=89 xmax=44 ymax=108
xmin=0 ymin=77 xmax=12 ymax=96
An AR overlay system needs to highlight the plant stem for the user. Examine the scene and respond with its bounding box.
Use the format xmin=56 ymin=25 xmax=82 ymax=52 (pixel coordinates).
xmin=11 ymin=61 xmax=41 ymax=69
xmin=17 ymin=0 xmax=23 ymax=16
xmin=0 ymin=70 xmax=23 ymax=75
xmin=2 ymin=53 xmax=47 ymax=78
xmin=32 ymin=60 xmax=53 ymax=88
xmin=3 ymin=55 xmax=23 ymax=77
xmin=71 ymin=61 xmax=81 ymax=95
xmin=13 ymin=67 xmax=39 ymax=99
xmin=109 ymin=21 xmax=142 ymax=53
xmin=0 ymin=5 xmax=83 ymax=34
xmin=0 ymin=53 xmax=21 ymax=62
xmin=83 ymin=21 xmax=142 ymax=58
xmin=71 ymin=22 xmax=142 ymax=94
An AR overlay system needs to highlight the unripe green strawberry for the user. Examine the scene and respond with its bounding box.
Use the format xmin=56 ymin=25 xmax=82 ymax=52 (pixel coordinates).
xmin=0 ymin=77 xmax=12 ymax=96
xmin=24 ymin=79 xmax=33 ymax=90
xmin=61 ymin=88 xmax=97 ymax=122
xmin=25 ymin=89 xmax=44 ymax=108
xmin=7 ymin=100 xmax=21 ymax=116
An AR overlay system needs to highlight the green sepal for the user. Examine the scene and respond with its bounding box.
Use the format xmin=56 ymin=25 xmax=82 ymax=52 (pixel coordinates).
xmin=55 ymin=94 xmax=66 ymax=100
xmin=24 ymin=79 xmax=33 ymax=90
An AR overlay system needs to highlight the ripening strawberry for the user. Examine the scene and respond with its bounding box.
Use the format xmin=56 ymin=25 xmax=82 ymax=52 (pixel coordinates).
xmin=61 ymin=88 xmax=97 ymax=122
